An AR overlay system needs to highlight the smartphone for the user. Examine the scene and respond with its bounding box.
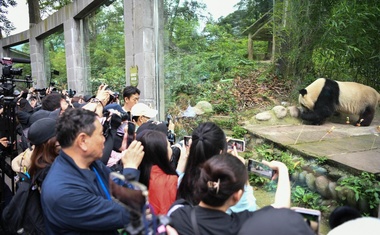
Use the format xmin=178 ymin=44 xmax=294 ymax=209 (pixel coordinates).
xmin=247 ymin=159 xmax=273 ymax=179
xmin=183 ymin=136 xmax=191 ymax=147
xmin=291 ymin=207 xmax=321 ymax=235
xmin=227 ymin=138 xmax=245 ymax=152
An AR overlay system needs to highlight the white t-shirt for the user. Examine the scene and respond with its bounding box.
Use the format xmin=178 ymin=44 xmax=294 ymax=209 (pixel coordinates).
xmin=328 ymin=217 xmax=380 ymax=235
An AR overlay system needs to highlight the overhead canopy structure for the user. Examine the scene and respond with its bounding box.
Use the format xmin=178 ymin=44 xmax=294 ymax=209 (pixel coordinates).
xmin=242 ymin=9 xmax=273 ymax=60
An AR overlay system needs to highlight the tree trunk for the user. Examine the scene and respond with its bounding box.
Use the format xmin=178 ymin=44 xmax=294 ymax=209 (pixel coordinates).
xmin=248 ymin=33 xmax=253 ymax=60
xmin=28 ymin=0 xmax=41 ymax=27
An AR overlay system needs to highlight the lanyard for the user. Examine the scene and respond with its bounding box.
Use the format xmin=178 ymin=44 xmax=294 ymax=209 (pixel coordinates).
xmin=91 ymin=166 xmax=111 ymax=200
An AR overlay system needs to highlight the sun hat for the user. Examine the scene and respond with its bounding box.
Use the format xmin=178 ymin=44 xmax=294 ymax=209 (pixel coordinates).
xmin=131 ymin=103 xmax=158 ymax=118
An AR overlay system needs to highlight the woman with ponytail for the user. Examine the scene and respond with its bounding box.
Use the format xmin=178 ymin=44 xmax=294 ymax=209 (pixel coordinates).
xmin=176 ymin=122 xmax=256 ymax=213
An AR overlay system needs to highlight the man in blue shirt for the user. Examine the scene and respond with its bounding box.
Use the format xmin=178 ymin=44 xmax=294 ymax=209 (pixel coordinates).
xmin=41 ymin=108 xmax=145 ymax=234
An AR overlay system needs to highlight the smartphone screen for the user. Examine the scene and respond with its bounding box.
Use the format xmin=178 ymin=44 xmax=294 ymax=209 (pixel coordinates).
xmin=291 ymin=207 xmax=321 ymax=235
xmin=247 ymin=159 xmax=273 ymax=179
xmin=227 ymin=138 xmax=245 ymax=152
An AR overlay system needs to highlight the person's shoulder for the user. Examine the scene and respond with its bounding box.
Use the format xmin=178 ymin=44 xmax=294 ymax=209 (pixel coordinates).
xmin=167 ymin=199 xmax=193 ymax=217
xmin=328 ymin=217 xmax=380 ymax=235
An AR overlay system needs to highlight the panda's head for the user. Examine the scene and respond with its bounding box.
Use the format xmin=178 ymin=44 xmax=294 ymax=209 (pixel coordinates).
xmin=298 ymin=78 xmax=327 ymax=112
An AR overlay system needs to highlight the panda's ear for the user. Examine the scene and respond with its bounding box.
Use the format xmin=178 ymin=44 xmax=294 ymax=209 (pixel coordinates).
xmin=299 ymin=89 xmax=307 ymax=96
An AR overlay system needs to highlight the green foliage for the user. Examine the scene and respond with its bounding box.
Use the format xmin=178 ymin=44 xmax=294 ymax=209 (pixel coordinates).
xmin=44 ymin=31 xmax=67 ymax=90
xmin=0 ymin=0 xmax=17 ymax=36
xmin=249 ymin=173 xmax=271 ymax=187
xmin=254 ymin=144 xmax=301 ymax=175
xmin=87 ymin=0 xmax=125 ymax=93
xmin=291 ymin=186 xmax=326 ymax=211
xmin=232 ymin=125 xmax=247 ymax=139
xmin=275 ymin=0 xmax=380 ymax=89
xmin=315 ymin=156 xmax=328 ymax=165
xmin=316 ymin=1 xmax=380 ymax=87
xmin=336 ymin=172 xmax=380 ymax=210
xmin=212 ymin=117 xmax=235 ymax=130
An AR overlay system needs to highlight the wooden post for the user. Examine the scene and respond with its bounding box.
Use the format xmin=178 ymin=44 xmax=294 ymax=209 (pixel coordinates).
xmin=248 ymin=33 xmax=253 ymax=60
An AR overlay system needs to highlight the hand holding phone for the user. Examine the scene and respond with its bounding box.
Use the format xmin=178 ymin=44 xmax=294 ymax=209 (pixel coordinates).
xmin=227 ymin=138 xmax=245 ymax=152
xmin=247 ymin=159 xmax=274 ymax=179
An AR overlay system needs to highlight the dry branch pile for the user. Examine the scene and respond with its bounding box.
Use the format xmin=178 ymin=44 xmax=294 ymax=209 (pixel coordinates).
xmin=233 ymin=70 xmax=292 ymax=110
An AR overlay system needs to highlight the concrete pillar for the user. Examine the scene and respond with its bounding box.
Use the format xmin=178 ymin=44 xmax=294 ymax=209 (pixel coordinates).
xmin=64 ymin=18 xmax=90 ymax=96
xmin=124 ymin=0 xmax=165 ymax=120
xmin=29 ymin=28 xmax=47 ymax=88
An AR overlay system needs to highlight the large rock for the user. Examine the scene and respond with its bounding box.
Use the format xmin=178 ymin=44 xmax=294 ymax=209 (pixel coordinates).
xmin=306 ymin=173 xmax=316 ymax=191
xmin=288 ymin=106 xmax=300 ymax=118
xmin=272 ymin=105 xmax=287 ymax=119
xmin=328 ymin=182 xmax=338 ymax=200
xmin=315 ymin=175 xmax=330 ymax=198
xmin=255 ymin=111 xmax=272 ymax=121
xmin=193 ymin=101 xmax=213 ymax=115
xmin=298 ymin=171 xmax=308 ymax=185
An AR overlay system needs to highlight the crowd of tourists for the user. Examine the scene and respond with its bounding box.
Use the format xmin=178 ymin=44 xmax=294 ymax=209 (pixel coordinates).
xmin=0 ymin=85 xmax=379 ymax=234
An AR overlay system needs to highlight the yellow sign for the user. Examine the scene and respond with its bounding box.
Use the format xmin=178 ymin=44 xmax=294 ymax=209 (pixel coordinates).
xmin=130 ymin=66 xmax=138 ymax=87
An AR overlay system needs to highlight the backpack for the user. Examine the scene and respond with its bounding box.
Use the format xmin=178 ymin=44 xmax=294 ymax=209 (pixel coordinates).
xmin=2 ymin=172 xmax=45 ymax=234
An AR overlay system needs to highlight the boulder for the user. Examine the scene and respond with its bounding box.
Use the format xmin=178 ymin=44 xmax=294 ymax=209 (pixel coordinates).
xmin=193 ymin=101 xmax=213 ymax=115
xmin=306 ymin=173 xmax=316 ymax=191
xmin=288 ymin=106 xmax=300 ymax=118
xmin=255 ymin=111 xmax=272 ymax=121
xmin=315 ymin=175 xmax=330 ymax=198
xmin=272 ymin=105 xmax=287 ymax=119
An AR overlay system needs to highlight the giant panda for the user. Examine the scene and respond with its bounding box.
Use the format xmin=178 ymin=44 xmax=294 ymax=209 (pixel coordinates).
xmin=298 ymin=78 xmax=380 ymax=126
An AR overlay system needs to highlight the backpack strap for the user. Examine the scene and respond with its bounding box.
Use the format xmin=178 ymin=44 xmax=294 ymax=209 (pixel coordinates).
xmin=190 ymin=208 xmax=200 ymax=235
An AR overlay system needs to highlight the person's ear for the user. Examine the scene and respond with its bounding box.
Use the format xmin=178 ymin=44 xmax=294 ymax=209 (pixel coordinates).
xmin=232 ymin=189 xmax=243 ymax=204
xmin=76 ymin=133 xmax=89 ymax=151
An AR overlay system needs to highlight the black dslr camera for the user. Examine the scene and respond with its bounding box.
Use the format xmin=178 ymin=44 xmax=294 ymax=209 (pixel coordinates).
xmin=166 ymin=114 xmax=176 ymax=145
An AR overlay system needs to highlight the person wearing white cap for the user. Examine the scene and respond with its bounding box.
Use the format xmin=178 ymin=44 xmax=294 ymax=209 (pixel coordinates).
xmin=131 ymin=103 xmax=158 ymax=129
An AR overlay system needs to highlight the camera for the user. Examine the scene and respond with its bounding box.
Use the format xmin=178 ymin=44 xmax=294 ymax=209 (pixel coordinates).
xmin=167 ymin=130 xmax=176 ymax=146
xmin=291 ymin=207 xmax=321 ymax=234
xmin=67 ymin=89 xmax=76 ymax=98
xmin=120 ymin=112 xmax=130 ymax=122
xmin=105 ymin=86 xmax=118 ymax=105
xmin=227 ymin=138 xmax=245 ymax=152
xmin=2 ymin=66 xmax=22 ymax=77
xmin=183 ymin=136 xmax=191 ymax=147
xmin=247 ymin=159 xmax=274 ymax=179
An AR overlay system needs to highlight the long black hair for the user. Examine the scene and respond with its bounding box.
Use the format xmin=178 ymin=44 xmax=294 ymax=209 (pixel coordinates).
xmin=136 ymin=130 xmax=177 ymax=188
xmin=177 ymin=122 xmax=227 ymax=205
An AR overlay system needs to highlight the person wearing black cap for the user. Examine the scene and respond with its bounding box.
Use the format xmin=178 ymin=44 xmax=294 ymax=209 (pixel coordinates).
xmin=28 ymin=118 xmax=60 ymax=181
xmin=168 ymin=153 xmax=293 ymax=235
xmin=3 ymin=118 xmax=59 ymax=235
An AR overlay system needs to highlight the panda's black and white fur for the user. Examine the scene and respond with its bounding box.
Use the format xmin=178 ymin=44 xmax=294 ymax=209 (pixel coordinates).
xmin=299 ymin=78 xmax=380 ymax=126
